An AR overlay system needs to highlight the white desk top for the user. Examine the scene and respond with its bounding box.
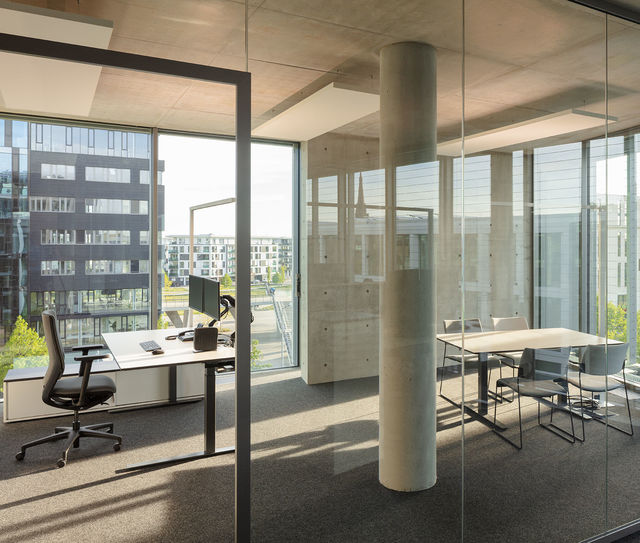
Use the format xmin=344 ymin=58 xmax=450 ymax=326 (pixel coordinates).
xmin=436 ymin=327 xmax=620 ymax=354
xmin=103 ymin=328 xmax=235 ymax=371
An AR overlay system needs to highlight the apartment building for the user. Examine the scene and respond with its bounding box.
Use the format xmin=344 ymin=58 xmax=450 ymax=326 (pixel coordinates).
xmin=164 ymin=234 xmax=292 ymax=285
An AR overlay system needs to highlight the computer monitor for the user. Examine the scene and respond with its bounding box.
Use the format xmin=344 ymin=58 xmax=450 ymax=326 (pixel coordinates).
xmin=188 ymin=275 xmax=221 ymax=321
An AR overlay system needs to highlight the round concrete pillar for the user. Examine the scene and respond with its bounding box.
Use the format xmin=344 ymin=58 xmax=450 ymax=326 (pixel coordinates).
xmin=379 ymin=41 xmax=437 ymax=492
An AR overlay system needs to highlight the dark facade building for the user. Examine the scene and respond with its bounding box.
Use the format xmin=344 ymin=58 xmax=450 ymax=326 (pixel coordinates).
xmin=0 ymin=116 xmax=164 ymax=347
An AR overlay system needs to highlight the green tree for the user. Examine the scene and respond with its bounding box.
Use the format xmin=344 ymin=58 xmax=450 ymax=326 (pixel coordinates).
xmin=250 ymin=339 xmax=271 ymax=370
xmin=164 ymin=272 xmax=172 ymax=288
xmin=221 ymin=273 xmax=233 ymax=289
xmin=0 ymin=316 xmax=48 ymax=392
xmin=271 ymin=270 xmax=283 ymax=284
xmin=157 ymin=314 xmax=171 ymax=329
xmin=266 ymin=266 xmax=272 ymax=283
xmin=607 ymin=302 xmax=627 ymax=342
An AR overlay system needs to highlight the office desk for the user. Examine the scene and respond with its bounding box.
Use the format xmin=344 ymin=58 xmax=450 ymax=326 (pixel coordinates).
xmin=103 ymin=328 xmax=235 ymax=471
xmin=436 ymin=327 xmax=618 ymax=429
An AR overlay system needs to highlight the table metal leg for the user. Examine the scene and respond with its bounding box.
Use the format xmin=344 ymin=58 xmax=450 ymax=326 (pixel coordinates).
xmin=478 ymin=351 xmax=488 ymax=415
xmin=439 ymin=350 xmax=506 ymax=431
xmin=117 ymin=361 xmax=234 ymax=473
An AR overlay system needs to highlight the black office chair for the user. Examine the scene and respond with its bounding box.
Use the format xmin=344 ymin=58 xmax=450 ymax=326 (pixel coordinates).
xmin=15 ymin=310 xmax=122 ymax=468
xmin=493 ymin=347 xmax=575 ymax=450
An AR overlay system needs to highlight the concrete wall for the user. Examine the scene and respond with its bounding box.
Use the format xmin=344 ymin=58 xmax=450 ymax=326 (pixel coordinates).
xmin=300 ymin=134 xmax=532 ymax=385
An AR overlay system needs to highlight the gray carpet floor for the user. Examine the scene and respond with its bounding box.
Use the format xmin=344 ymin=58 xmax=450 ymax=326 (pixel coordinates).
xmin=0 ymin=368 xmax=639 ymax=542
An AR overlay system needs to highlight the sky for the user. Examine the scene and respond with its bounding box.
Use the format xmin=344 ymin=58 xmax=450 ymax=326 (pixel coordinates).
xmin=159 ymin=134 xmax=294 ymax=238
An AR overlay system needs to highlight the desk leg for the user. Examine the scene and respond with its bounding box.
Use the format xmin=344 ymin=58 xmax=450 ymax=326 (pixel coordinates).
xmin=117 ymin=362 xmax=234 ymax=473
xmin=205 ymin=363 xmax=217 ymax=453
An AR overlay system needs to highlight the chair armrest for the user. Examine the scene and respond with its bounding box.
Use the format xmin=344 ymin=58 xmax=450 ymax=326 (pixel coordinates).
xmin=73 ymin=354 xmax=108 ymax=407
xmin=71 ymin=344 xmax=105 ymax=355
xmin=74 ymin=353 xmax=110 ymax=377
xmin=76 ymin=358 xmax=94 ymax=407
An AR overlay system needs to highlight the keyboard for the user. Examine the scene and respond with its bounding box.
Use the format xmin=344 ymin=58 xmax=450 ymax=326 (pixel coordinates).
xmin=139 ymin=340 xmax=162 ymax=352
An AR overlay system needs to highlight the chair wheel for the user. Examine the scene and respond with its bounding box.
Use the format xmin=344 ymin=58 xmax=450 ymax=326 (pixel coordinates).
xmin=57 ymin=458 xmax=66 ymax=468
xmin=113 ymin=443 xmax=121 ymax=452
xmin=15 ymin=452 xmax=24 ymax=461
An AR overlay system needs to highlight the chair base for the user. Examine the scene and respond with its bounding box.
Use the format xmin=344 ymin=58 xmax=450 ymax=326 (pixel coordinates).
xmin=16 ymin=419 xmax=122 ymax=468
xmin=493 ymin=391 xmax=577 ymax=450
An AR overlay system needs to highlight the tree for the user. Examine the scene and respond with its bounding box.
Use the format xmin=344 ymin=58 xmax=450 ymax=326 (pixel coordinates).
xmin=607 ymin=302 xmax=627 ymax=342
xmin=221 ymin=273 xmax=233 ymax=289
xmin=164 ymin=271 xmax=172 ymax=288
xmin=0 ymin=316 xmax=48 ymax=391
xmin=250 ymin=339 xmax=271 ymax=370
xmin=266 ymin=266 xmax=272 ymax=283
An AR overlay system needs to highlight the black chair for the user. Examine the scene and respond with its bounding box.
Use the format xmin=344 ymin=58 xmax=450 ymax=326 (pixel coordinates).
xmin=493 ymin=347 xmax=575 ymax=449
xmin=15 ymin=310 xmax=122 ymax=468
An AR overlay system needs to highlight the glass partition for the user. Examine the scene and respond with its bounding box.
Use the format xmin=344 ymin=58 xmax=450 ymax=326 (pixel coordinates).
xmin=462 ymin=1 xmax=611 ymax=540
xmin=254 ymin=0 xmax=640 ymax=542
xmin=604 ymin=14 xmax=640 ymax=532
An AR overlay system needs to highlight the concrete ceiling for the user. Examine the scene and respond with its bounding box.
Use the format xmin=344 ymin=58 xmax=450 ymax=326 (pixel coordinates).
xmin=2 ymin=0 xmax=640 ymax=148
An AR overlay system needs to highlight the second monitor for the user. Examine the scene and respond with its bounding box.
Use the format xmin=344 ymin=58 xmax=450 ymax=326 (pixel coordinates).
xmin=188 ymin=275 xmax=221 ymax=322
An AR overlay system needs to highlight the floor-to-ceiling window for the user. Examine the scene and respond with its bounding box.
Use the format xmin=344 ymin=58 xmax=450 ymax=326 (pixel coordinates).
xmin=0 ymin=116 xmax=152 ymax=399
xmin=158 ymin=134 xmax=297 ymax=370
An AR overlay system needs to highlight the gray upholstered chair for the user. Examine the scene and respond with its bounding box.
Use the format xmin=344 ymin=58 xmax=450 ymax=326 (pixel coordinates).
xmin=15 ymin=310 xmax=122 ymax=467
xmin=493 ymin=347 xmax=575 ymax=449
xmin=568 ymin=343 xmax=633 ymax=440
xmin=439 ymin=318 xmax=502 ymax=397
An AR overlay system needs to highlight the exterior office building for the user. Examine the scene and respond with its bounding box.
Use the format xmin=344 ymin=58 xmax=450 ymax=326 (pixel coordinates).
xmin=0 ymin=117 xmax=162 ymax=347
xmin=164 ymin=234 xmax=292 ymax=285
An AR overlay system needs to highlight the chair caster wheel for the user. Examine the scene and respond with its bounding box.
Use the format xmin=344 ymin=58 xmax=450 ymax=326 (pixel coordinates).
xmin=113 ymin=443 xmax=121 ymax=452
xmin=15 ymin=452 xmax=24 ymax=461
xmin=57 ymin=459 xmax=66 ymax=468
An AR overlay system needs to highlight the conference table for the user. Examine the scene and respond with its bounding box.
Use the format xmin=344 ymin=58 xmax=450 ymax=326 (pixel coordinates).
xmin=436 ymin=327 xmax=619 ymax=430
xmin=102 ymin=328 xmax=235 ymax=471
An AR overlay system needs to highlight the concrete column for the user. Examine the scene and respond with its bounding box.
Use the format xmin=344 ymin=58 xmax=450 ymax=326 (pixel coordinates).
xmin=379 ymin=42 xmax=437 ymax=491
xmin=490 ymin=152 xmax=514 ymax=318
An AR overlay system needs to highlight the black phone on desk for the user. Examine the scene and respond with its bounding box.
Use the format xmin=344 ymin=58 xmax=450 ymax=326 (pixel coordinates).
xmin=177 ymin=330 xmax=194 ymax=342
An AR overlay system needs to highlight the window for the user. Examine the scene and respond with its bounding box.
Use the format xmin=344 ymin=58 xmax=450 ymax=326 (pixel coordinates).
xmin=85 ymin=230 xmax=131 ymax=245
xmin=138 ymin=260 xmax=149 ymax=273
xmin=85 ymin=167 xmax=131 ymax=183
xmin=85 ymin=198 xmax=147 ymax=215
xmin=140 ymin=231 xmax=149 ymax=245
xmin=85 ymin=260 xmax=131 ymax=274
xmin=41 ymin=164 xmax=75 ymax=180
xmin=29 ymin=197 xmax=75 ymax=212
xmin=41 ymin=261 xmax=75 ymax=276
xmin=41 ymin=229 xmax=76 ymax=245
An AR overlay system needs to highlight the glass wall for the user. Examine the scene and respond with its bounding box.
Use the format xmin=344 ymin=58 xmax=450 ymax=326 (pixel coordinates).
xmin=462 ymin=2 xmax=609 ymax=540
xmin=250 ymin=0 xmax=640 ymax=542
